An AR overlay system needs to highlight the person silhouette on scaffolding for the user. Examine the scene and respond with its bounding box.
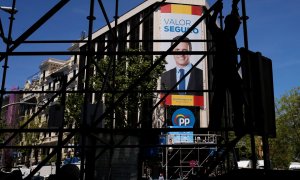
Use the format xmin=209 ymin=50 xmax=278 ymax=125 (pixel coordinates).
xmin=206 ymin=0 xmax=245 ymax=135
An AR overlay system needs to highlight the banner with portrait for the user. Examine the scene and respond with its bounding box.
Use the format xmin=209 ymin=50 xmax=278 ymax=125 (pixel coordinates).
xmin=157 ymin=3 xmax=209 ymax=128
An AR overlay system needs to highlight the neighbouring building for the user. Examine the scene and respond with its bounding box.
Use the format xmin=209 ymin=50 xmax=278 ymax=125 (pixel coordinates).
xmin=19 ymin=57 xmax=78 ymax=166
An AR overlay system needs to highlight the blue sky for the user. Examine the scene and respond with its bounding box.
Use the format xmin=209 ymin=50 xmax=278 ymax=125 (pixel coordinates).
xmin=0 ymin=0 xmax=299 ymax=99
xmin=236 ymin=0 xmax=300 ymax=99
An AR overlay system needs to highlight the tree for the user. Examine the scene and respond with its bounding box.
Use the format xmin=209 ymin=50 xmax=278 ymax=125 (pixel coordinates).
xmin=269 ymin=87 xmax=300 ymax=169
xmin=89 ymin=48 xmax=166 ymax=128
xmin=64 ymin=93 xmax=84 ymax=146
xmin=65 ymin=93 xmax=84 ymax=129
xmin=65 ymin=49 xmax=166 ymax=129
xmin=0 ymin=119 xmax=6 ymax=142
xmin=63 ymin=49 xmax=166 ymax=178
xmin=19 ymin=115 xmax=42 ymax=165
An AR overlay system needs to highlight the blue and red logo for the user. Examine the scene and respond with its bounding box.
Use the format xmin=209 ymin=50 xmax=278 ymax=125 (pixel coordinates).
xmin=172 ymin=108 xmax=195 ymax=127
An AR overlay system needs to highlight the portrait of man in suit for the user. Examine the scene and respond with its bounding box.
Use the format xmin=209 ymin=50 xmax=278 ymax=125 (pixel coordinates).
xmin=161 ymin=35 xmax=203 ymax=96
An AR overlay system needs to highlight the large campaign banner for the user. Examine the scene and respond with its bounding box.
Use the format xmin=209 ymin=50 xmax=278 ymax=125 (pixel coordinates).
xmin=160 ymin=4 xmax=205 ymax=71
xmin=157 ymin=3 xmax=208 ymax=128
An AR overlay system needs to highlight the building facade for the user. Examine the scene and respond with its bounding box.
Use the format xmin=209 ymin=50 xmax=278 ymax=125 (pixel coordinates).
xmin=17 ymin=0 xmax=220 ymax=179
xmin=75 ymin=0 xmax=214 ymax=179
xmin=19 ymin=56 xmax=78 ymax=166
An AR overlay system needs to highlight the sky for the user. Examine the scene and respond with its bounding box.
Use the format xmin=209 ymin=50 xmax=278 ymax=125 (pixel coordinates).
xmin=0 ymin=0 xmax=299 ymax=100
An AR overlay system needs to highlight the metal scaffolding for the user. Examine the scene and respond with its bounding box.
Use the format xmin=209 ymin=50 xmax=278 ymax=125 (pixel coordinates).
xmin=0 ymin=0 xmax=270 ymax=180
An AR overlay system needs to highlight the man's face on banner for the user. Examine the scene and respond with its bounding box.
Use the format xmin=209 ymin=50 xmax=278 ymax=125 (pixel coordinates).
xmin=173 ymin=42 xmax=191 ymax=68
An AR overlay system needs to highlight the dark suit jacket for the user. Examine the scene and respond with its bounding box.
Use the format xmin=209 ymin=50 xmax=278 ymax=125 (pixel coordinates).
xmin=161 ymin=67 xmax=203 ymax=95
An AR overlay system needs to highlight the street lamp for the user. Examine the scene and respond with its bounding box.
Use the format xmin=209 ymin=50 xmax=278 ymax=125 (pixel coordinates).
xmin=0 ymin=6 xmax=18 ymax=14
xmin=1 ymin=102 xmax=40 ymax=109
xmin=0 ymin=5 xmax=17 ymax=43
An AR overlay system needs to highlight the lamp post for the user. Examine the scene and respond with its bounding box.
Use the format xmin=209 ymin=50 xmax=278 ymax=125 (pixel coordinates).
xmin=0 ymin=6 xmax=18 ymax=14
xmin=0 ymin=5 xmax=17 ymax=43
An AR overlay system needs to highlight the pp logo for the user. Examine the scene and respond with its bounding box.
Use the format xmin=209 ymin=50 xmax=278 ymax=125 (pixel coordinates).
xmin=172 ymin=108 xmax=195 ymax=127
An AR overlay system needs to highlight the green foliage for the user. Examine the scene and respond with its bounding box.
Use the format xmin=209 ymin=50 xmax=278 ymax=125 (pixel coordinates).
xmin=19 ymin=115 xmax=41 ymax=145
xmin=233 ymin=87 xmax=300 ymax=169
xmin=90 ymin=48 xmax=166 ymax=128
xmin=236 ymin=136 xmax=254 ymax=160
xmin=64 ymin=48 xmax=166 ymax=129
xmin=65 ymin=93 xmax=84 ymax=128
xmin=0 ymin=120 xmax=6 ymax=142
xmin=269 ymin=87 xmax=300 ymax=169
xmin=17 ymin=116 xmax=42 ymax=165
xmin=64 ymin=93 xmax=84 ymax=144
